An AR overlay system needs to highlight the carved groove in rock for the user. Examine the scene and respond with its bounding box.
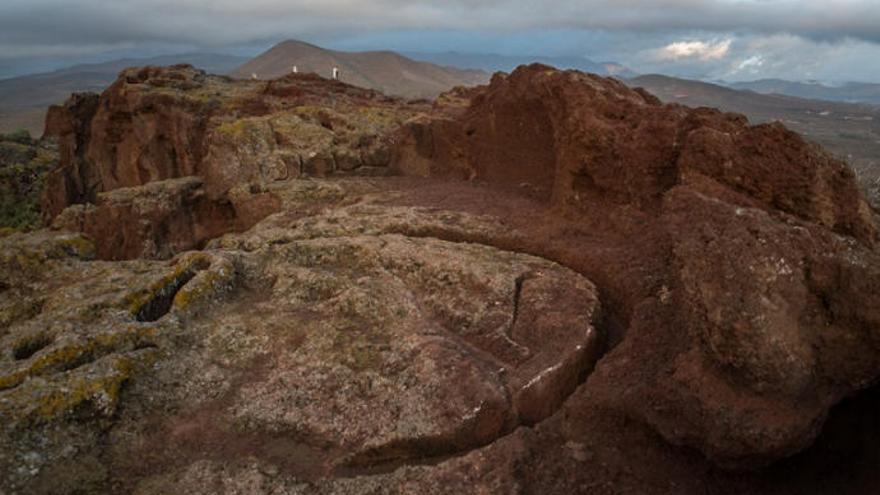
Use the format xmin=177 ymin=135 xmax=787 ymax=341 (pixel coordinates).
xmin=12 ymin=334 xmax=53 ymax=361
xmin=133 ymin=258 xmax=211 ymax=322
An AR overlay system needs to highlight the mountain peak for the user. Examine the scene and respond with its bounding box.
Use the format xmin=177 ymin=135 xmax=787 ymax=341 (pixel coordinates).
xmin=232 ymin=40 xmax=488 ymax=99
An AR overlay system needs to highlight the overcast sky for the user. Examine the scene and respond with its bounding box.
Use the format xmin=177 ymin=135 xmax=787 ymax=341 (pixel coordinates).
xmin=1 ymin=0 xmax=879 ymax=82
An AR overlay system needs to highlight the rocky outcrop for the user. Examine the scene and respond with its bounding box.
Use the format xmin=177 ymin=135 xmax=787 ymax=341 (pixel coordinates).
xmin=393 ymin=64 xmax=880 ymax=468
xmin=394 ymin=65 xmax=876 ymax=245
xmin=42 ymin=92 xmax=100 ymax=220
xmin=43 ymin=65 xmax=424 ymax=212
xmin=41 ymin=65 xmax=428 ymax=258
xmin=4 ymin=63 xmax=880 ymax=493
xmin=50 ymin=177 xmax=279 ymax=260
xmin=636 ymin=187 xmax=880 ymax=465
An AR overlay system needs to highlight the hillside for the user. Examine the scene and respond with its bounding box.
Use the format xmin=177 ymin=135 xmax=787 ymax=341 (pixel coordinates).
xmin=404 ymin=51 xmax=636 ymax=77
xmin=628 ymin=74 xmax=880 ymax=205
xmin=232 ymin=40 xmax=489 ymax=99
xmin=731 ymin=78 xmax=880 ymax=105
xmin=0 ymin=53 xmax=248 ymax=136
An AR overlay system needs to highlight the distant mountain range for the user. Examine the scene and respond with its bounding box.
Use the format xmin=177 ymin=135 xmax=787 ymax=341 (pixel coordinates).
xmin=403 ymin=51 xmax=636 ymax=78
xmin=0 ymin=53 xmax=248 ymax=135
xmin=729 ymin=79 xmax=880 ymax=106
xmin=627 ymin=74 xmax=880 ymax=176
xmin=231 ymin=40 xmax=489 ymax=100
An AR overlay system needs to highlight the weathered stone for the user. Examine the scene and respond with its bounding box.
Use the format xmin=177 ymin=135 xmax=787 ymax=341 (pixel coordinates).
xmin=51 ymin=177 xmax=279 ymax=260
xmin=392 ymin=64 xmax=880 ymax=468
xmin=4 ymin=62 xmax=880 ymax=494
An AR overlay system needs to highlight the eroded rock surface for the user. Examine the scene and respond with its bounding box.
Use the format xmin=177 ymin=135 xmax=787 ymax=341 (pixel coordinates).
xmin=42 ymin=65 xmax=430 ymax=259
xmin=1 ymin=198 xmax=601 ymax=493
xmin=3 ymin=63 xmax=880 ymax=494
xmin=391 ymin=64 xmax=880 ymax=469
xmin=51 ymin=177 xmax=279 ymax=260
xmin=394 ymin=65 xmax=876 ymax=245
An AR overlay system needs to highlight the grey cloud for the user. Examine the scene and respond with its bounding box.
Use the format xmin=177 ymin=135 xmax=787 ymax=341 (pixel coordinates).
xmin=1 ymin=0 xmax=879 ymax=83
xmin=1 ymin=0 xmax=880 ymax=53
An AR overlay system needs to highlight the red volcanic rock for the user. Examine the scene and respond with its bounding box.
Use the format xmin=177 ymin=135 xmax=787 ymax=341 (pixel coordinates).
xmin=42 ymin=66 xmax=423 ymax=219
xmin=41 ymin=65 xmax=425 ymax=258
xmin=42 ymin=92 xmax=100 ymax=220
xmin=394 ymin=64 xmax=880 ymax=467
xmin=6 ymin=62 xmax=880 ymax=492
xmin=631 ymin=186 xmax=880 ymax=466
xmin=394 ymin=64 xmax=876 ymax=245
xmin=51 ymin=177 xmax=279 ymax=260
xmin=85 ymin=66 xmax=214 ymax=192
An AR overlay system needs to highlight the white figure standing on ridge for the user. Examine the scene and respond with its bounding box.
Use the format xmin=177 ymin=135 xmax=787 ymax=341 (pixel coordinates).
xmin=251 ymin=73 xmax=258 ymax=80
xmin=332 ymin=67 xmax=340 ymax=80
xmin=292 ymin=65 xmax=298 ymax=74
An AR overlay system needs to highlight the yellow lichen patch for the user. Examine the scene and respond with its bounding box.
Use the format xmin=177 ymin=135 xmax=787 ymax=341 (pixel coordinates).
xmin=3 ymin=250 xmax=42 ymax=272
xmin=52 ymin=236 xmax=97 ymax=260
xmin=172 ymin=257 xmax=236 ymax=311
xmin=32 ymin=356 xmax=134 ymax=420
xmin=215 ymin=118 xmax=250 ymax=138
xmin=122 ymin=253 xmax=212 ymax=318
xmin=293 ymin=105 xmax=331 ymax=118
xmin=0 ymin=351 xmax=158 ymax=423
xmin=0 ymin=326 xmax=160 ymax=391
xmin=356 ymin=106 xmax=400 ymax=127
xmin=270 ymin=114 xmax=334 ymax=145
xmin=1 ymin=234 xmax=95 ymax=275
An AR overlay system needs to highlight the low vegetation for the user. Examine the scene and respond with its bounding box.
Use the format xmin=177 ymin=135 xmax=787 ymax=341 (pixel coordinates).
xmin=0 ymin=130 xmax=56 ymax=231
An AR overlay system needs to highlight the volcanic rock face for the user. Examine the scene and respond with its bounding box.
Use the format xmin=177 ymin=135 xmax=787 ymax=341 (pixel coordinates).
xmin=49 ymin=177 xmax=282 ymax=260
xmin=42 ymin=65 xmax=427 ymax=258
xmin=394 ymin=67 xmax=875 ymax=245
xmin=2 ymin=63 xmax=880 ymax=494
xmin=394 ymin=64 xmax=880 ymax=468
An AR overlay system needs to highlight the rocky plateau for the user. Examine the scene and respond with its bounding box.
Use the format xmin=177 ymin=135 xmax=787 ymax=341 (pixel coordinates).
xmin=1 ymin=63 xmax=879 ymax=494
